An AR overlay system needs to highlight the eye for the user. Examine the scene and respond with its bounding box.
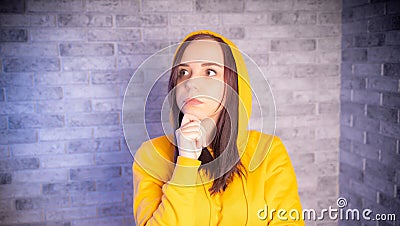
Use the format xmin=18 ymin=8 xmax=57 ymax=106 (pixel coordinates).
xmin=179 ymin=69 xmax=189 ymax=77
xmin=206 ymin=69 xmax=217 ymax=77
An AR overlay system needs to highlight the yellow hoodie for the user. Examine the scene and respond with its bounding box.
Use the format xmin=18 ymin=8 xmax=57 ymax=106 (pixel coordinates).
xmin=132 ymin=30 xmax=305 ymax=226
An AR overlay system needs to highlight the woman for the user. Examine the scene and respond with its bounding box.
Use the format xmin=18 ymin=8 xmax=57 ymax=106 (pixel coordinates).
xmin=132 ymin=30 xmax=304 ymax=225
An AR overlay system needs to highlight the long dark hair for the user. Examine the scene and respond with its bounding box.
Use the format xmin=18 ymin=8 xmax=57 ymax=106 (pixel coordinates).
xmin=168 ymin=33 xmax=245 ymax=195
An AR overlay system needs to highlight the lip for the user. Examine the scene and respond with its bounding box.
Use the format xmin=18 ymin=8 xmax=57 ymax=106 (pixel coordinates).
xmin=183 ymin=97 xmax=204 ymax=106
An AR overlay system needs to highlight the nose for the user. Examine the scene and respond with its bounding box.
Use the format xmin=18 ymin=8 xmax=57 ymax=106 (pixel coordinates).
xmin=184 ymin=71 xmax=201 ymax=90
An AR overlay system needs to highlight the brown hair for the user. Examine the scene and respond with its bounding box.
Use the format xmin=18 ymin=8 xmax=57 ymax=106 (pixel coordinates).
xmin=168 ymin=33 xmax=245 ymax=195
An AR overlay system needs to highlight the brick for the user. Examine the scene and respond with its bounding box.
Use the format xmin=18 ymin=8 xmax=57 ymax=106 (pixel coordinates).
xmin=0 ymin=173 xmax=12 ymax=184
xmin=0 ymin=183 xmax=41 ymax=198
xmin=37 ymin=100 xmax=91 ymax=113
xmin=9 ymin=114 xmax=64 ymax=129
xmin=380 ymin=120 xmax=400 ymax=138
xmin=354 ymin=33 xmax=385 ymax=47
xmin=40 ymin=153 xmax=94 ymax=168
xmin=222 ymin=13 xmax=268 ymax=25
xmin=352 ymin=114 xmax=380 ymax=133
xmin=365 ymin=159 xmax=396 ymax=183
xmin=319 ymin=102 xmax=339 ymax=114
xmin=271 ymin=11 xmax=316 ymax=25
xmin=365 ymin=131 xmax=397 ymax=151
xmin=63 ymin=85 xmax=118 ymax=99
xmin=15 ymin=196 xmax=69 ymax=210
xmin=118 ymin=55 xmax=151 ymax=69
xmin=92 ymin=98 xmax=122 ymax=112
xmin=142 ymin=0 xmax=193 ymax=12
xmin=368 ymin=15 xmax=400 ymax=32
xmin=86 ymin=0 xmax=139 ymax=13
xmin=353 ymin=63 xmax=381 ymax=76
xmin=139 ymin=14 xmax=168 ymax=27
xmin=3 ymin=58 xmax=60 ymax=72
xmin=368 ymin=46 xmax=400 ymax=63
xmin=294 ymin=64 xmax=339 ymax=78
xmin=0 ymin=129 xmax=37 ymax=144
xmin=13 ymin=169 xmax=68 ymax=183
xmin=353 ymin=2 xmax=385 ymax=20
xmin=43 ymin=181 xmax=95 ymax=195
xmin=0 ymin=29 xmax=27 ymax=42
xmin=366 ymin=77 xmax=398 ymax=92
xmin=0 ymin=210 xmax=42 ymax=224
xmin=39 ymin=127 xmax=92 ymax=141
xmin=340 ymin=125 xmax=364 ymax=144
xmin=341 ymin=77 xmax=366 ymax=89
xmin=62 ymin=56 xmax=116 ymax=71
xmin=67 ymin=139 xmax=120 ymax=153
xmin=58 ymin=14 xmax=112 ymax=27
xmin=0 ymin=0 xmax=25 ymax=13
xmin=95 ymin=151 xmax=133 ymax=165
xmin=269 ymin=51 xmax=317 ymax=64
xmin=98 ymin=203 xmax=131 ymax=217
xmin=0 ymin=158 xmax=39 ymax=172
xmin=382 ymin=92 xmax=400 ymax=108
xmin=0 ymin=43 xmax=58 ymax=56
xmin=294 ymin=0 xmax=341 ymax=10
xmin=27 ymin=0 xmax=83 ymax=12
xmin=31 ymin=28 xmax=85 ymax=41
xmin=350 ymin=180 xmax=377 ymax=203
xmin=67 ymin=113 xmax=119 ymax=127
xmin=91 ymin=70 xmax=132 ymax=84
xmin=318 ymin=50 xmax=341 ymax=64
xmin=316 ymin=175 xmax=337 ymax=197
xmin=366 ymin=105 xmax=397 ymax=123
xmin=293 ymin=89 xmax=339 ymax=103
xmin=245 ymin=0 xmax=293 ymax=11
xmin=377 ymin=193 xmax=399 ymax=212
xmin=352 ymin=89 xmax=380 ymax=105
xmin=71 ymin=191 xmax=122 ymax=206
xmin=11 ymin=142 xmax=65 ymax=156
xmin=342 ymin=49 xmax=367 ymax=62
xmin=383 ymin=63 xmax=400 ymax=78
xmin=35 ymin=72 xmax=88 ymax=85
xmin=60 ymin=43 xmax=114 ymax=56
xmin=318 ymin=37 xmax=341 ymax=50
xmin=385 ymin=30 xmax=400 ymax=45
xmin=340 ymin=88 xmax=352 ymax=102
xmin=115 ymin=15 xmax=140 ymax=27
xmin=0 ymin=73 xmax=33 ymax=86
xmin=271 ymin=39 xmax=315 ymax=51
xmin=318 ymin=12 xmax=341 ymax=24
xmin=0 ymin=145 xmax=9 ymax=158
xmin=88 ymin=28 xmax=140 ymax=41
xmin=73 ymin=217 xmax=132 ymax=226
xmin=196 ymin=0 xmax=244 ymax=12
xmin=118 ymin=41 xmax=168 ymax=55
xmin=70 ymin=166 xmax=121 ymax=180
xmin=94 ymin=125 xmax=124 ymax=138
xmin=340 ymin=163 xmax=363 ymax=183
xmin=46 ymin=206 xmax=97 ymax=221
xmin=342 ymin=20 xmax=368 ymax=35
xmin=142 ymin=27 xmax=168 ymax=40
xmin=0 ymin=14 xmax=56 ymax=27
xmin=7 ymin=87 xmax=62 ymax=101
xmin=170 ymin=14 xmax=219 ymax=26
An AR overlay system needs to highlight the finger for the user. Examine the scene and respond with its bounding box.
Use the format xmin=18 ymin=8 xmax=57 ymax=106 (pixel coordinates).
xmin=181 ymin=113 xmax=200 ymax=126
xmin=181 ymin=131 xmax=202 ymax=140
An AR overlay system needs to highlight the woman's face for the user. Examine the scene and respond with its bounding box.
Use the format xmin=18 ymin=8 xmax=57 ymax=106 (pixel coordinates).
xmin=175 ymin=39 xmax=226 ymax=122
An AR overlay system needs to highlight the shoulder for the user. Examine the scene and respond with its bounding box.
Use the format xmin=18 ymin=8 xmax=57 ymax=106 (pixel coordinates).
xmin=133 ymin=134 xmax=176 ymax=181
xmin=242 ymin=130 xmax=288 ymax=172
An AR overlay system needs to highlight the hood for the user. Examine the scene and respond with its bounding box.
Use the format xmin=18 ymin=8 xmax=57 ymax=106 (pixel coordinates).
xmin=177 ymin=30 xmax=253 ymax=155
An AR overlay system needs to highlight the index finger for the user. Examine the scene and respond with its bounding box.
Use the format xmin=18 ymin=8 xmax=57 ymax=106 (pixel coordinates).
xmin=181 ymin=113 xmax=201 ymax=127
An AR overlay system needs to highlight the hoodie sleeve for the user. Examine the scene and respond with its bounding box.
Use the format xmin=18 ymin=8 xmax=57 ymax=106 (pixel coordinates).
xmin=264 ymin=137 xmax=305 ymax=226
xmin=133 ymin=154 xmax=201 ymax=226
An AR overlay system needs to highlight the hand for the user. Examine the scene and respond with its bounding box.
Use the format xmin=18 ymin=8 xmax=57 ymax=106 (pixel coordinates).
xmin=175 ymin=113 xmax=206 ymax=159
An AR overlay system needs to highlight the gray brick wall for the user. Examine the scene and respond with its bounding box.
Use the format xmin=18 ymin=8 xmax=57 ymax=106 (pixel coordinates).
xmin=0 ymin=0 xmax=342 ymax=225
xmin=340 ymin=0 xmax=400 ymax=225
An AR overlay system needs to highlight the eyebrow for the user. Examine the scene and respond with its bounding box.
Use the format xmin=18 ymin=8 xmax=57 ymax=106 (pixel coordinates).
xmin=177 ymin=62 xmax=223 ymax=68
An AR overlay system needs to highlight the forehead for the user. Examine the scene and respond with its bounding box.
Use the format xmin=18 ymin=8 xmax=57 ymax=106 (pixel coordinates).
xmin=180 ymin=39 xmax=224 ymax=66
